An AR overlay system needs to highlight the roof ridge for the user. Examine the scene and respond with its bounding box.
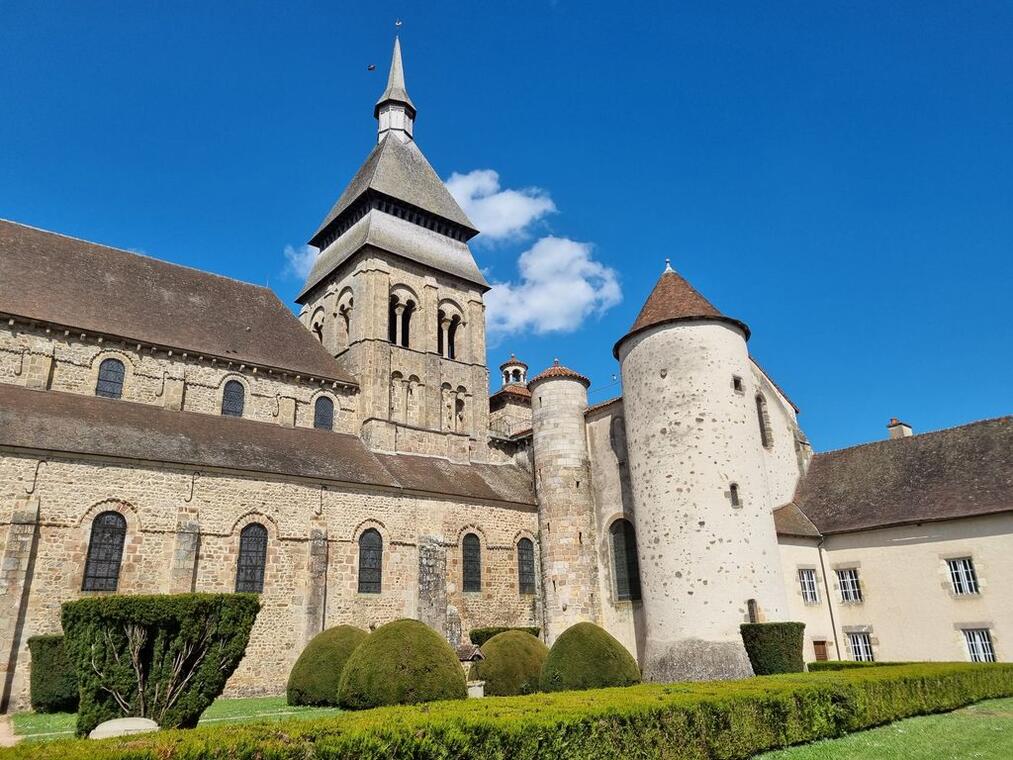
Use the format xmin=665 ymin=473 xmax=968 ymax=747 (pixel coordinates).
xmin=0 ymin=218 xmax=275 ymax=295
xmin=814 ymin=415 xmax=1013 ymax=457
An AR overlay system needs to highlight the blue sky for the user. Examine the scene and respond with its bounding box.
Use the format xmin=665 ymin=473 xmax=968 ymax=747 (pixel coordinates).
xmin=2 ymin=1 xmax=1011 ymax=451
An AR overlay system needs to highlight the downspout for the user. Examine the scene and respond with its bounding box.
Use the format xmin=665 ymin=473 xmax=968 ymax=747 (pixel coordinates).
xmin=816 ymin=536 xmax=842 ymax=660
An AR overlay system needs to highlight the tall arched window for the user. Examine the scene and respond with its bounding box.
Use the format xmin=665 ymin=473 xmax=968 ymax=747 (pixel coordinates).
xmin=95 ymin=358 xmax=125 ymax=399
xmin=756 ymin=394 xmax=772 ymax=449
xmin=357 ymin=528 xmax=383 ymax=594
xmin=235 ymin=523 xmax=268 ymax=593
xmin=314 ymin=396 xmax=334 ymax=430
xmin=222 ymin=380 xmax=245 ymax=417
xmin=388 ymin=293 xmax=414 ymax=347
xmin=82 ymin=511 xmax=127 ymax=591
xmin=517 ymin=537 xmax=535 ymax=595
xmin=462 ymin=533 xmax=481 ymax=592
xmin=610 ymin=519 xmax=642 ymax=601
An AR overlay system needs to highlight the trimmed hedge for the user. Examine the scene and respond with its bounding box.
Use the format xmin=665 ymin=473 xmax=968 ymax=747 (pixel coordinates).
xmin=469 ymin=630 xmax=548 ymax=695
xmin=540 ymin=622 xmax=640 ymax=692
xmin=61 ymin=593 xmax=260 ymax=736
xmin=740 ymin=622 xmax=805 ymax=675
xmin=27 ymin=635 xmax=78 ymax=713
xmin=286 ymin=625 xmax=368 ymax=706
xmin=4 ymin=663 xmax=1011 ymax=760
xmin=808 ymin=660 xmax=909 ymax=672
xmin=469 ymin=626 xmax=541 ymax=648
xmin=338 ymin=619 xmax=467 ymax=709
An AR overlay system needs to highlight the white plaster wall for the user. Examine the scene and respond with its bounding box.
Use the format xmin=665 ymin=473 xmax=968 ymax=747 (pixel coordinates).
xmin=749 ymin=363 xmax=806 ymax=507
xmin=618 ymin=320 xmax=789 ymax=680
xmin=777 ymin=537 xmax=839 ymax=661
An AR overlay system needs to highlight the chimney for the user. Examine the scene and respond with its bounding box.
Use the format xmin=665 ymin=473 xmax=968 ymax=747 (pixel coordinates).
xmin=887 ymin=418 xmax=913 ymax=439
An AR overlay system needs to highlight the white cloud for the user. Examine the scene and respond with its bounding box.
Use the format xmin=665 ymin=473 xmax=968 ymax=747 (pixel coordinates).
xmin=485 ymin=236 xmax=621 ymax=341
xmin=445 ymin=169 xmax=555 ymax=241
xmin=283 ymin=244 xmax=318 ymax=279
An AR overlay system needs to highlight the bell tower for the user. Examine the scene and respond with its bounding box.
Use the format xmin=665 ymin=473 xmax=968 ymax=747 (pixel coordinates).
xmin=296 ymin=38 xmax=492 ymax=462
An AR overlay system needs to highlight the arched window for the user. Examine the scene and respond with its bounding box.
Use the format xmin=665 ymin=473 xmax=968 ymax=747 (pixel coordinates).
xmin=729 ymin=482 xmax=741 ymax=507
xmin=756 ymin=394 xmax=772 ymax=449
xmin=388 ymin=294 xmax=414 ymax=347
xmin=235 ymin=523 xmax=268 ymax=593
xmin=400 ymin=301 xmax=414 ymax=348
xmin=462 ymin=533 xmax=481 ymax=592
xmin=82 ymin=511 xmax=127 ymax=591
xmin=517 ymin=537 xmax=535 ymax=595
xmin=357 ymin=528 xmax=383 ymax=594
xmin=610 ymin=519 xmax=642 ymax=601
xmin=95 ymin=358 xmax=125 ymax=399
xmin=447 ymin=315 xmax=461 ymax=360
xmin=314 ymin=396 xmax=334 ymax=431
xmin=222 ymin=380 xmax=245 ymax=417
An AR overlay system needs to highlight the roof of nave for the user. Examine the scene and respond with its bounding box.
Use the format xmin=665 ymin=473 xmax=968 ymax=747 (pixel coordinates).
xmin=613 ymin=261 xmax=750 ymax=357
xmin=784 ymin=416 xmax=1012 ymax=536
xmin=528 ymin=360 xmax=591 ymax=389
xmin=491 ymin=383 xmax=531 ymax=401
xmin=0 ymin=220 xmax=355 ymax=385
xmin=0 ymin=384 xmax=536 ymax=507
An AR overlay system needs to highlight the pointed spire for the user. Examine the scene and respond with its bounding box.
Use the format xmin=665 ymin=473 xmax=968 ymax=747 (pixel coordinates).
xmin=612 ymin=263 xmax=750 ymax=357
xmin=374 ymin=38 xmax=413 ymax=124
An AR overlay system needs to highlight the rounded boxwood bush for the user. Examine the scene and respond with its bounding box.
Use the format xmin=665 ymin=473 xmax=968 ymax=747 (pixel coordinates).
xmin=286 ymin=625 xmax=368 ymax=706
xmin=540 ymin=622 xmax=641 ymax=692
xmin=740 ymin=622 xmax=805 ymax=675
xmin=470 ymin=630 xmax=548 ymax=696
xmin=338 ymin=619 xmax=467 ymax=709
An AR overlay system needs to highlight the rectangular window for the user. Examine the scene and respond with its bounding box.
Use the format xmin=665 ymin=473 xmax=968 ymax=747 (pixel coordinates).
xmin=948 ymin=558 xmax=980 ymax=595
xmin=837 ymin=568 xmax=863 ymax=603
xmin=798 ymin=568 xmax=819 ymax=605
xmin=963 ymin=629 xmax=996 ymax=663
xmin=849 ymin=632 xmax=874 ymax=662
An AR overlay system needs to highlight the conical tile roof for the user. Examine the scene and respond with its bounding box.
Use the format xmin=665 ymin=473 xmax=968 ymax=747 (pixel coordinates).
xmin=613 ymin=262 xmax=749 ymax=357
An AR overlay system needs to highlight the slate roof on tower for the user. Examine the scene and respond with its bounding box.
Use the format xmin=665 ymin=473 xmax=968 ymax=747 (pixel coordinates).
xmin=613 ymin=261 xmax=750 ymax=357
xmin=0 ymin=220 xmax=354 ymax=384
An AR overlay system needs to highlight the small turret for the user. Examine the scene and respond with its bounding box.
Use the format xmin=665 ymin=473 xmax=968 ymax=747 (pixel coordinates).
xmin=375 ymin=37 xmax=415 ymax=143
xmin=500 ymin=354 xmax=529 ymax=387
xmin=529 ymin=360 xmax=600 ymax=642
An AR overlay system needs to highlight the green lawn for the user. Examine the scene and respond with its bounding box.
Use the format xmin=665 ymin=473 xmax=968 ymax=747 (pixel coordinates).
xmin=11 ymin=696 xmax=340 ymax=742
xmin=757 ymin=696 xmax=1013 ymax=759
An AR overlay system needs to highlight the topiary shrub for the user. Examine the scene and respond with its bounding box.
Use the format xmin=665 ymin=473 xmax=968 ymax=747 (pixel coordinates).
xmin=468 ymin=626 xmax=541 ymax=648
xmin=808 ymin=660 xmax=909 ymax=672
xmin=540 ymin=622 xmax=640 ymax=692
xmin=61 ymin=593 xmax=260 ymax=736
xmin=338 ymin=619 xmax=466 ymax=709
xmin=286 ymin=625 xmax=367 ymax=706
xmin=27 ymin=635 xmax=79 ymax=713
xmin=469 ymin=630 xmax=548 ymax=696
xmin=740 ymin=622 xmax=806 ymax=675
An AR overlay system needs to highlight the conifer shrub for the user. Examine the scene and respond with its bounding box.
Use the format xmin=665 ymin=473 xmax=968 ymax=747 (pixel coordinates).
xmin=540 ymin=622 xmax=640 ymax=692
xmin=61 ymin=593 xmax=260 ymax=736
xmin=338 ymin=619 xmax=466 ymax=709
xmin=469 ymin=630 xmax=548 ymax=695
xmin=468 ymin=626 xmax=541 ymax=647
xmin=27 ymin=635 xmax=79 ymax=713
xmin=740 ymin=622 xmax=806 ymax=675
xmin=286 ymin=625 xmax=368 ymax=706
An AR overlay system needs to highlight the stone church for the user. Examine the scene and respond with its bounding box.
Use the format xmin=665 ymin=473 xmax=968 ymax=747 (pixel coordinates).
xmin=1 ymin=40 xmax=1009 ymax=711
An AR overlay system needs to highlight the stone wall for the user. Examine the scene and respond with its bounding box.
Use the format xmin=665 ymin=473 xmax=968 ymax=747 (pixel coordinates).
xmin=0 ymin=322 xmax=358 ymax=432
xmin=0 ymin=451 xmax=539 ymax=711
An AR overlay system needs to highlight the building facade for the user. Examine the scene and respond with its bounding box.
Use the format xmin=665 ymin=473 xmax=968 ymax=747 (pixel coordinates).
xmin=1 ymin=39 xmax=1009 ymax=711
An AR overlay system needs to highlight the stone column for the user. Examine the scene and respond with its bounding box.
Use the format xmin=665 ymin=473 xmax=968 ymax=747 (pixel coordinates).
xmin=304 ymin=517 xmax=328 ymax=643
xmin=167 ymin=506 xmax=200 ymax=593
xmin=0 ymin=497 xmax=40 ymax=713
xmin=394 ymin=303 xmax=406 ymax=347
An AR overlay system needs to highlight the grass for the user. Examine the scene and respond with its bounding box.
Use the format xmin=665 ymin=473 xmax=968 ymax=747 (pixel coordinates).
xmin=10 ymin=696 xmax=341 ymax=742
xmin=757 ymin=696 xmax=1013 ymax=759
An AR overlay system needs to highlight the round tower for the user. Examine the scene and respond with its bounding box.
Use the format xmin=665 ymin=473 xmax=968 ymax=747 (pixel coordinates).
xmin=613 ymin=261 xmax=789 ymax=681
xmin=528 ymin=360 xmax=600 ymax=643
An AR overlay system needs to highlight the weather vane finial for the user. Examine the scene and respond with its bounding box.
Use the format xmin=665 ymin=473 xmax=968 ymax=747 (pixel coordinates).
xmin=395 ymin=18 xmax=403 ymax=30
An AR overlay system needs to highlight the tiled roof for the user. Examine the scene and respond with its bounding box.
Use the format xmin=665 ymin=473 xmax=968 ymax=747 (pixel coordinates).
xmin=613 ymin=265 xmax=749 ymax=357
xmin=585 ymin=396 xmax=622 ymax=415
xmin=0 ymin=385 xmax=536 ymax=507
xmin=492 ymin=384 xmax=531 ymax=400
xmin=790 ymin=417 xmax=1012 ymax=535
xmin=499 ymin=355 xmax=528 ymax=371
xmin=772 ymin=503 xmax=821 ymax=538
xmin=528 ymin=360 xmax=590 ymax=388
xmin=0 ymin=220 xmax=354 ymax=384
